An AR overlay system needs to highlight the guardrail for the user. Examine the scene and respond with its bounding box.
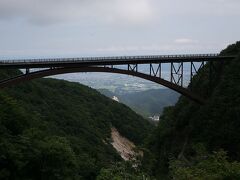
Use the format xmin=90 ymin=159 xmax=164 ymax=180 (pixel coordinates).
xmin=0 ymin=54 xmax=220 ymax=64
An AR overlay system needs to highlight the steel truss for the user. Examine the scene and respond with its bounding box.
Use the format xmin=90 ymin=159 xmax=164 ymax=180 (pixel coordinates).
xmin=171 ymin=62 xmax=183 ymax=87
xmin=0 ymin=54 xmax=235 ymax=104
xmin=150 ymin=63 xmax=161 ymax=78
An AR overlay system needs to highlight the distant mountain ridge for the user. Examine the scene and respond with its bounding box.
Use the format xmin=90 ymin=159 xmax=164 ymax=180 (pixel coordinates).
xmin=98 ymin=88 xmax=180 ymax=117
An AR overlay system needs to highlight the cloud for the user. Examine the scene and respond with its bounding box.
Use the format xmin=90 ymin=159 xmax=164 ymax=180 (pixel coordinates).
xmin=0 ymin=0 xmax=239 ymax=59
xmin=174 ymin=38 xmax=198 ymax=44
xmin=113 ymin=0 xmax=153 ymax=23
xmin=0 ymin=0 xmax=239 ymax=26
xmin=95 ymin=43 xmax=206 ymax=54
xmin=0 ymin=0 xmax=155 ymax=26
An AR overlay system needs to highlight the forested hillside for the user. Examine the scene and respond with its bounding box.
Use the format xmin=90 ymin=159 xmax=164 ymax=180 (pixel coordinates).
xmin=143 ymin=42 xmax=240 ymax=179
xmin=98 ymin=89 xmax=180 ymax=117
xmin=0 ymin=69 xmax=153 ymax=180
xmin=1 ymin=42 xmax=240 ymax=180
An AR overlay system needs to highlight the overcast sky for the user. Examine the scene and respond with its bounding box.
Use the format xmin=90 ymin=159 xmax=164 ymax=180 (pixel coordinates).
xmin=0 ymin=0 xmax=239 ymax=59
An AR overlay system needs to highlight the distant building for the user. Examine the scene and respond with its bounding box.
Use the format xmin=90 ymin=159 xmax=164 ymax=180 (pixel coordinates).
xmin=112 ymin=96 xmax=120 ymax=102
xmin=149 ymin=115 xmax=160 ymax=121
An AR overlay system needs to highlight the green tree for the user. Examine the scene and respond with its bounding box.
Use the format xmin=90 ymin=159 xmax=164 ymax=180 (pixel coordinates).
xmin=170 ymin=149 xmax=240 ymax=180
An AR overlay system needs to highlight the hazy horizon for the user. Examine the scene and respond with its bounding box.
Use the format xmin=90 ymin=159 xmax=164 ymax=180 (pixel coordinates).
xmin=0 ymin=0 xmax=239 ymax=59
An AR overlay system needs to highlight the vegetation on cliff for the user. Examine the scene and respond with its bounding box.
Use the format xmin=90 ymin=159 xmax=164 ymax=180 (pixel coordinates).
xmin=0 ymin=69 xmax=153 ymax=179
xmin=143 ymin=42 xmax=240 ymax=179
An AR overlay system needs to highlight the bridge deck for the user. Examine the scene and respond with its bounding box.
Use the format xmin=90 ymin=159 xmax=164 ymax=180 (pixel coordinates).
xmin=0 ymin=54 xmax=236 ymax=69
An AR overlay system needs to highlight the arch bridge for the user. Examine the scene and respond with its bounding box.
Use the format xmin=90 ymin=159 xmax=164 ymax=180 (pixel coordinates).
xmin=0 ymin=54 xmax=236 ymax=104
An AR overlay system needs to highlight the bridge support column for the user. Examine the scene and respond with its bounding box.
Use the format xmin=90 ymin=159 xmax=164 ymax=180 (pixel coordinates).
xmin=171 ymin=62 xmax=184 ymax=87
xmin=150 ymin=63 xmax=161 ymax=78
xmin=190 ymin=61 xmax=205 ymax=89
xmin=128 ymin=64 xmax=138 ymax=72
xmin=209 ymin=61 xmax=214 ymax=93
xmin=25 ymin=68 xmax=30 ymax=74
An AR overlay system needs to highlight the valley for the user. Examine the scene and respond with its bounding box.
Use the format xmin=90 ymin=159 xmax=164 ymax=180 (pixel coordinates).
xmin=0 ymin=0 xmax=239 ymax=179
xmin=0 ymin=42 xmax=240 ymax=179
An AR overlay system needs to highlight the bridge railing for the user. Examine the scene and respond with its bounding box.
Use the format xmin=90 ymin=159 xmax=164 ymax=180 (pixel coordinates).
xmin=0 ymin=54 xmax=221 ymax=64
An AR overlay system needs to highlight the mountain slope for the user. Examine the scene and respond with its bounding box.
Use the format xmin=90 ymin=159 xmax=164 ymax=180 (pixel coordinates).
xmin=0 ymin=69 xmax=153 ymax=180
xmin=144 ymin=41 xmax=240 ymax=178
xmin=98 ymin=89 xmax=180 ymax=117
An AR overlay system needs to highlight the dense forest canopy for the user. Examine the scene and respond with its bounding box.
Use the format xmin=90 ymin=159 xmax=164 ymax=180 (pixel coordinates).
xmin=0 ymin=69 xmax=153 ymax=180
xmin=143 ymin=41 xmax=240 ymax=179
